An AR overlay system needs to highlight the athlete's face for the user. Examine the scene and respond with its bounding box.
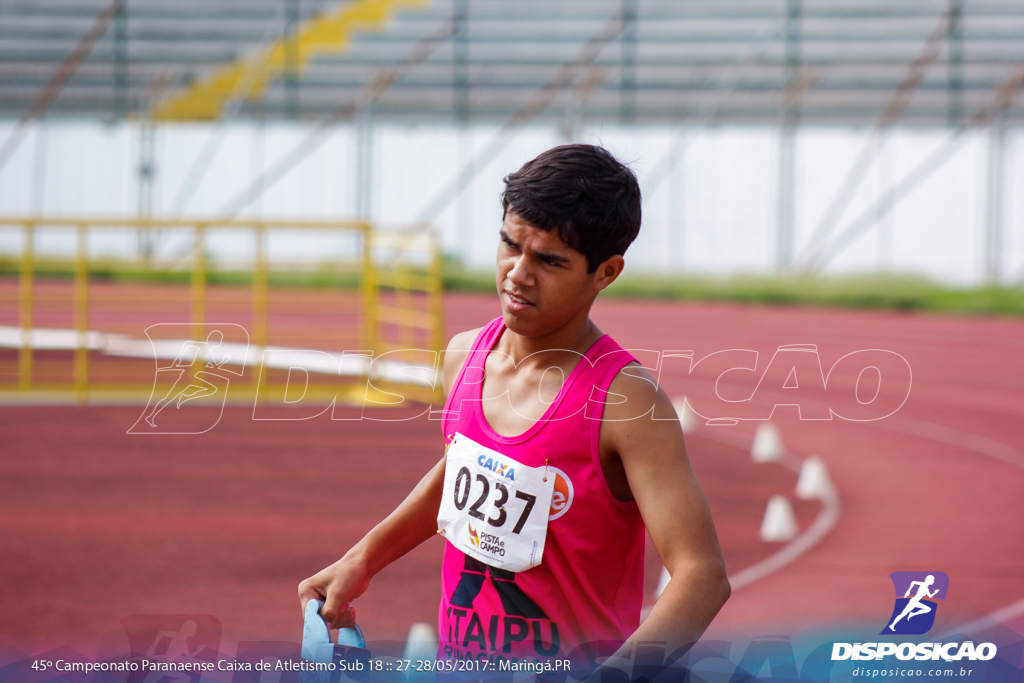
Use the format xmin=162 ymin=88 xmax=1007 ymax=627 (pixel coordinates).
xmin=496 ymin=211 xmax=623 ymax=337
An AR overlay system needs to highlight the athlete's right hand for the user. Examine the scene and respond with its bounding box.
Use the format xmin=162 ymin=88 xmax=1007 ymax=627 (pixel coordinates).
xmin=298 ymin=554 xmax=371 ymax=630
xmin=296 ymin=453 xmax=449 ymax=631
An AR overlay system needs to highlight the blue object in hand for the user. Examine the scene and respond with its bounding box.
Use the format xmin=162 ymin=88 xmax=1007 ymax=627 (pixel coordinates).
xmin=301 ymin=599 xmax=366 ymax=662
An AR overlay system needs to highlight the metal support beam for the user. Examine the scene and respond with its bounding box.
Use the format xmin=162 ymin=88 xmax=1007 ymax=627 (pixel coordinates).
xmin=416 ymin=14 xmax=626 ymax=223
xmin=19 ymin=223 xmax=34 ymax=390
xmin=807 ymin=68 xmax=1024 ymax=272
xmin=620 ymin=0 xmax=637 ymax=124
xmin=777 ymin=124 xmax=796 ymax=271
xmin=453 ymin=0 xmax=471 ymax=259
xmin=875 ymin=135 xmax=894 ymax=271
xmin=137 ymin=117 xmax=157 ymax=262
xmin=219 ymin=19 xmax=454 ymax=218
xmin=355 ymin=107 xmax=374 ymax=220
xmin=453 ymin=0 xmax=469 ymax=123
xmin=285 ymin=0 xmax=301 ymax=120
xmin=0 ymin=1 xmax=116 ymax=173
xmin=985 ymin=114 xmax=1006 ymax=282
xmin=560 ymin=66 xmax=605 ymax=142
xmin=796 ymin=10 xmax=953 ymax=269
xmin=253 ymin=224 xmax=268 ymax=403
xmin=360 ymin=225 xmax=377 ymax=354
xmin=948 ymin=0 xmax=964 ymax=127
xmin=74 ymin=224 xmax=89 ymax=404
xmin=776 ymin=0 xmax=800 ymax=271
xmin=455 ymin=128 xmax=474 ymax=261
xmin=640 ymin=13 xmax=787 ymax=198
xmin=31 ymin=122 xmax=47 ymax=213
xmin=666 ymin=129 xmax=686 ymax=270
xmin=191 ymin=225 xmax=207 ymax=372
xmin=113 ymin=0 xmax=128 ymax=119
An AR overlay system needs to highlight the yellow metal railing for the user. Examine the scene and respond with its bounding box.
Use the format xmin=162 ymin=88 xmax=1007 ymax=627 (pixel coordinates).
xmin=0 ymin=216 xmax=444 ymax=406
xmin=154 ymin=0 xmax=430 ymax=120
xmin=364 ymin=229 xmax=445 ymax=358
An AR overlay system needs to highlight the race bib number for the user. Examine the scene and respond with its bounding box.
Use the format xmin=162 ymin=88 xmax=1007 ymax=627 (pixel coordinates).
xmin=437 ymin=433 xmax=555 ymax=572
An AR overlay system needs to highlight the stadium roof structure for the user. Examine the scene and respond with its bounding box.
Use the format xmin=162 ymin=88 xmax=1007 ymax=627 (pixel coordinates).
xmin=1 ymin=0 xmax=1023 ymax=126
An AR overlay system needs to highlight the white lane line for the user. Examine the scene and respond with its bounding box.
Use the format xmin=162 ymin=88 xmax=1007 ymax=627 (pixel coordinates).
xmin=939 ymin=597 xmax=1024 ymax=639
xmin=728 ymin=490 xmax=841 ymax=590
xmin=702 ymin=406 xmax=1024 ymax=631
xmin=0 ymin=325 xmax=107 ymax=350
xmin=685 ymin=427 xmax=843 ymax=591
xmin=876 ymin=414 xmax=1024 ymax=470
xmin=874 ymin=415 xmax=1024 ymax=638
xmin=0 ymin=325 xmax=436 ymax=387
xmin=641 ymin=424 xmax=840 ymax=621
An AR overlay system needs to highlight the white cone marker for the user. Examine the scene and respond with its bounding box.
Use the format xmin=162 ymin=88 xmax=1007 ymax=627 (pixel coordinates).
xmin=402 ymin=622 xmax=438 ymax=665
xmin=760 ymin=495 xmax=798 ymax=541
xmin=672 ymin=398 xmax=699 ymax=434
xmin=796 ymin=455 xmax=834 ymax=499
xmin=751 ymin=422 xmax=784 ymax=462
xmin=655 ymin=566 xmax=671 ymax=598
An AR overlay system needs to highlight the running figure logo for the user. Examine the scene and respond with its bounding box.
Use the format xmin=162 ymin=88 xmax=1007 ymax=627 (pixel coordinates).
xmin=881 ymin=571 xmax=949 ymax=635
xmin=143 ymin=331 xmax=229 ymax=427
xmin=120 ymin=613 xmax=221 ymax=683
xmin=128 ymin=323 xmax=249 ymax=435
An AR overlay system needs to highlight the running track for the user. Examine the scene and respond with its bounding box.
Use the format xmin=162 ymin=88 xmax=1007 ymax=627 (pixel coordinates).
xmin=0 ymin=292 xmax=1021 ymax=659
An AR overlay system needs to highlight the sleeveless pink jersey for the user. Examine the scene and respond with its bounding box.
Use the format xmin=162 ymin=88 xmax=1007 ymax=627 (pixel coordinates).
xmin=438 ymin=317 xmax=645 ymax=667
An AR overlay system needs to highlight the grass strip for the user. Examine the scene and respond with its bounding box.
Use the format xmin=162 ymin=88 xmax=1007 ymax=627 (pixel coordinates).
xmin=3 ymin=256 xmax=1022 ymax=317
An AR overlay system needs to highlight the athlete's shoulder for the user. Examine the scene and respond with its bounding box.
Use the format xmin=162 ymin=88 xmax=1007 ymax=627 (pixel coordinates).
xmin=441 ymin=326 xmax=485 ymax=396
xmin=604 ymin=361 xmax=676 ymax=421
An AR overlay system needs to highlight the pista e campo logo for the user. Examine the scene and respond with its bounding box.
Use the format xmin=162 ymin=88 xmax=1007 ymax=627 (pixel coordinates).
xmin=881 ymin=572 xmax=949 ymax=635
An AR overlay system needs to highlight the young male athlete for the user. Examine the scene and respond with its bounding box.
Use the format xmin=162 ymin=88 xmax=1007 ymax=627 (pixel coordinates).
xmin=299 ymin=144 xmax=730 ymax=668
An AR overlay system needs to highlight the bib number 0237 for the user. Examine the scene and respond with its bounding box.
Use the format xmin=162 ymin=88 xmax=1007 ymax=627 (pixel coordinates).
xmin=437 ymin=433 xmax=555 ymax=572
xmin=452 ymin=467 xmax=536 ymax=534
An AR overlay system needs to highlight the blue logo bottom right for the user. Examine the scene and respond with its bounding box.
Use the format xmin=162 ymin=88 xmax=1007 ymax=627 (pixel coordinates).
xmin=881 ymin=571 xmax=949 ymax=635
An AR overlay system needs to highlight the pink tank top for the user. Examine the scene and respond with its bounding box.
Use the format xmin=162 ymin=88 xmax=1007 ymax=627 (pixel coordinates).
xmin=437 ymin=317 xmax=645 ymax=667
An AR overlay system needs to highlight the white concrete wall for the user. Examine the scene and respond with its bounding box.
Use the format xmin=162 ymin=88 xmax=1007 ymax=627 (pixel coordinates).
xmin=0 ymin=120 xmax=1020 ymax=285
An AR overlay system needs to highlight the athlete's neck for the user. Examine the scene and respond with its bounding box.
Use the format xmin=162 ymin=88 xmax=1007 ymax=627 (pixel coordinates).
xmin=499 ymin=308 xmax=604 ymax=370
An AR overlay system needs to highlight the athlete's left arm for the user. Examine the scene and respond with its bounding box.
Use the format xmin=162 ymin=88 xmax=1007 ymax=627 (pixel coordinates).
xmin=601 ymin=365 xmax=731 ymax=659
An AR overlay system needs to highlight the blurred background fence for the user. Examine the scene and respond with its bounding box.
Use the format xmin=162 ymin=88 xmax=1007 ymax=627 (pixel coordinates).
xmin=0 ymin=216 xmax=443 ymax=405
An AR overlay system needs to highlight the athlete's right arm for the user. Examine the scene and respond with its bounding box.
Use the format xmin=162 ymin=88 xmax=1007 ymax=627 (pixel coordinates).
xmin=296 ymin=328 xmax=481 ymax=629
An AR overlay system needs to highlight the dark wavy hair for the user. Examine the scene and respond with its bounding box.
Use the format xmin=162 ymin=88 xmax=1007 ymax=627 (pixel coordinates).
xmin=501 ymin=144 xmax=642 ymax=273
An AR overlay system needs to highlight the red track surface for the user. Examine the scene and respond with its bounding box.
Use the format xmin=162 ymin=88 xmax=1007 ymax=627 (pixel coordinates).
xmin=1 ymin=292 xmax=1022 ymax=658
